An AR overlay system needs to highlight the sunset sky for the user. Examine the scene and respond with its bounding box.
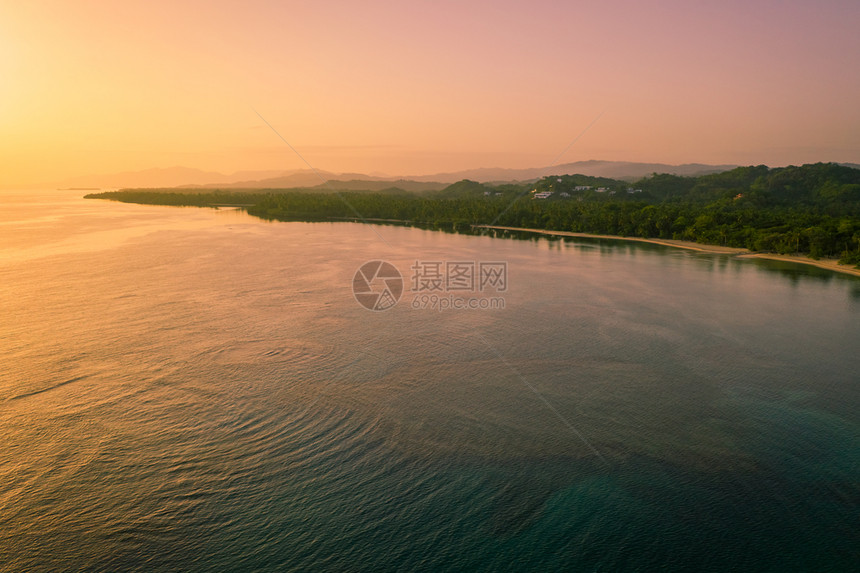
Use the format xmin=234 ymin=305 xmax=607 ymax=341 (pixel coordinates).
xmin=2 ymin=0 xmax=859 ymax=185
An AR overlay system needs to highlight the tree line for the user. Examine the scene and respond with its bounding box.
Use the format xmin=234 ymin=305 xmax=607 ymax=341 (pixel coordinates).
xmin=86 ymin=163 xmax=860 ymax=266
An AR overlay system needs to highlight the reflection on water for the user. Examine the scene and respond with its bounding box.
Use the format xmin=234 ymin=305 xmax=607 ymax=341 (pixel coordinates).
xmin=744 ymin=257 xmax=839 ymax=284
xmin=480 ymin=227 xmax=860 ymax=288
xmin=0 ymin=191 xmax=858 ymax=571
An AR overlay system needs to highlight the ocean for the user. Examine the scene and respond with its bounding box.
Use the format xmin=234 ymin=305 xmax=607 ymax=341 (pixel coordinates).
xmin=1 ymin=190 xmax=858 ymax=571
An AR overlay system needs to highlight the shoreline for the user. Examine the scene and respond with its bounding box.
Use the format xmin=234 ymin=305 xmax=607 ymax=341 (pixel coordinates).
xmin=473 ymin=225 xmax=748 ymax=254
xmin=736 ymin=253 xmax=860 ymax=277
xmin=473 ymin=225 xmax=860 ymax=278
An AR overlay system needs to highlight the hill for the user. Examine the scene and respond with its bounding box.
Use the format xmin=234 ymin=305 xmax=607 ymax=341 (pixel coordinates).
xmin=409 ymin=160 xmax=738 ymax=184
xmin=52 ymin=167 xmax=288 ymax=189
xmin=35 ymin=160 xmax=741 ymax=191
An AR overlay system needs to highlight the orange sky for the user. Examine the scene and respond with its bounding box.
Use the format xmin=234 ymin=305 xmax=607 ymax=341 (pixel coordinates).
xmin=2 ymin=0 xmax=859 ymax=185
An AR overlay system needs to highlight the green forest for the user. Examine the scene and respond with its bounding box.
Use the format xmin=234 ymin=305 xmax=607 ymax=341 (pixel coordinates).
xmin=86 ymin=163 xmax=860 ymax=267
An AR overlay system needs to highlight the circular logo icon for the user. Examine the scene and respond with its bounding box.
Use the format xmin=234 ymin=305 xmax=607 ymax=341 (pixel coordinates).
xmin=352 ymin=260 xmax=403 ymax=311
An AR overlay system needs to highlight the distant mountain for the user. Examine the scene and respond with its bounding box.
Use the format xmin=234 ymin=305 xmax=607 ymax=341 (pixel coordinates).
xmin=43 ymin=160 xmax=752 ymax=192
xmin=191 ymin=171 xmax=448 ymax=192
xmin=309 ymin=179 xmax=445 ymax=193
xmin=409 ymin=160 xmax=739 ymax=183
xmin=54 ymin=167 xmax=290 ymax=189
xmin=169 ymin=160 xmax=740 ymax=191
xmin=190 ymin=171 xmax=339 ymax=189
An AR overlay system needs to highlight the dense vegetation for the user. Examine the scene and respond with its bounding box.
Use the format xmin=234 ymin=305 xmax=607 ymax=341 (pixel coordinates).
xmin=86 ymin=163 xmax=860 ymax=266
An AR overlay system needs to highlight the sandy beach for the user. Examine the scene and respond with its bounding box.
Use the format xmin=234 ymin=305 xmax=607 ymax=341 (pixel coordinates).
xmin=473 ymin=225 xmax=860 ymax=278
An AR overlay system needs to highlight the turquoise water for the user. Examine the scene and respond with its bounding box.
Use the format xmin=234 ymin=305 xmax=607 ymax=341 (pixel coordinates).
xmin=1 ymin=191 xmax=858 ymax=571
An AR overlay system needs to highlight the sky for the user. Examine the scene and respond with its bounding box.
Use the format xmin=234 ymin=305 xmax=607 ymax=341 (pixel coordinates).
xmin=2 ymin=0 xmax=859 ymax=185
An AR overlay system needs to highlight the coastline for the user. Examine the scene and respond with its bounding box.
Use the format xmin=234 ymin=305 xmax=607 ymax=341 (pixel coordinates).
xmin=473 ymin=225 xmax=748 ymax=254
xmin=473 ymin=225 xmax=860 ymax=278
xmin=736 ymin=253 xmax=860 ymax=277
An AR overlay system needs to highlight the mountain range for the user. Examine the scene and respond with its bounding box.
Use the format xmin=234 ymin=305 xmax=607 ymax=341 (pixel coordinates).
xmin=40 ymin=160 xmax=751 ymax=191
xmin=37 ymin=160 xmax=860 ymax=191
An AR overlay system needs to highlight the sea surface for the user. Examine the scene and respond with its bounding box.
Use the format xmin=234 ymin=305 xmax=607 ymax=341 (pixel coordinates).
xmin=1 ymin=190 xmax=858 ymax=571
